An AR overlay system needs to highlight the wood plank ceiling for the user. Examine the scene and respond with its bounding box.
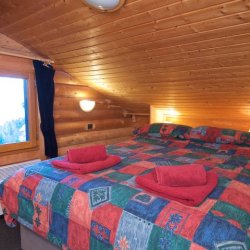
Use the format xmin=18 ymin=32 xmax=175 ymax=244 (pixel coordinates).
xmin=0 ymin=0 xmax=250 ymax=116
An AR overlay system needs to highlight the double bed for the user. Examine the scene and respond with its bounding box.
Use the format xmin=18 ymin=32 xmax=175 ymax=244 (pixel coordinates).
xmin=0 ymin=124 xmax=249 ymax=250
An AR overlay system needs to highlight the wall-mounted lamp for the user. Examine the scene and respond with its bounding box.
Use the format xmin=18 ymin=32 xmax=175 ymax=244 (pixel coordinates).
xmin=82 ymin=0 xmax=126 ymax=12
xmin=79 ymin=100 xmax=96 ymax=112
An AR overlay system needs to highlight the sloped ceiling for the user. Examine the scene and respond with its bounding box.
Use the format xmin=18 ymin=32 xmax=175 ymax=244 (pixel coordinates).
xmin=0 ymin=0 xmax=250 ymax=114
xmin=0 ymin=33 xmax=43 ymax=59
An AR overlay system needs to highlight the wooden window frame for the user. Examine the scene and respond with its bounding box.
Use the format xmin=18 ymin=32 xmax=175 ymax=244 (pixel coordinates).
xmin=0 ymin=70 xmax=38 ymax=154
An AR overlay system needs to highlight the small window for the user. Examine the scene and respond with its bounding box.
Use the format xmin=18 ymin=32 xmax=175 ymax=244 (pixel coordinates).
xmin=0 ymin=77 xmax=29 ymax=145
xmin=0 ymin=74 xmax=37 ymax=153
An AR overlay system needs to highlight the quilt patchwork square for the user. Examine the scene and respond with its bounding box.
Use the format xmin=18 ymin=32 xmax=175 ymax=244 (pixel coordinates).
xmin=220 ymin=181 xmax=250 ymax=213
xmin=69 ymin=190 xmax=92 ymax=229
xmin=92 ymin=203 xmax=123 ymax=244
xmin=34 ymin=178 xmax=58 ymax=205
xmin=33 ymin=202 xmax=49 ymax=238
xmin=111 ymin=184 xmax=139 ymax=208
xmin=2 ymin=187 xmax=18 ymax=215
xmin=18 ymin=196 xmax=34 ymax=225
xmin=5 ymin=170 xmax=25 ymax=193
xmin=51 ymin=184 xmax=75 ymax=217
xmin=19 ymin=174 xmax=42 ymax=200
xmin=68 ymin=220 xmax=90 ymax=250
xmin=193 ymin=212 xmax=247 ymax=249
xmin=148 ymin=225 xmax=191 ymax=250
xmin=211 ymin=201 xmax=250 ymax=231
xmin=48 ymin=211 xmax=68 ymax=247
xmin=125 ymin=193 xmax=169 ymax=222
xmin=114 ymin=211 xmax=153 ymax=250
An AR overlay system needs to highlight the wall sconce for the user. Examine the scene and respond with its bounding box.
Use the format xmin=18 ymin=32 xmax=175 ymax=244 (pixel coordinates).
xmin=82 ymin=0 xmax=126 ymax=12
xmin=79 ymin=100 xmax=96 ymax=112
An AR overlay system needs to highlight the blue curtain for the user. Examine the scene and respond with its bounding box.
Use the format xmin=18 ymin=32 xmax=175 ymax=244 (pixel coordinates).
xmin=33 ymin=60 xmax=58 ymax=158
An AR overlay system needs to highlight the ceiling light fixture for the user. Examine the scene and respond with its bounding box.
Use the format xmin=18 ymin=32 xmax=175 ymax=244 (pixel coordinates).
xmin=82 ymin=0 xmax=126 ymax=12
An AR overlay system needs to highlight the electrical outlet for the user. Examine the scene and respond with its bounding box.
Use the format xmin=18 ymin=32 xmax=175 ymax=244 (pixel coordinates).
xmin=85 ymin=123 xmax=95 ymax=130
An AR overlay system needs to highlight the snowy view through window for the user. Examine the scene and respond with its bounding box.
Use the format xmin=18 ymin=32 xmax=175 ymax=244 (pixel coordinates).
xmin=0 ymin=77 xmax=29 ymax=145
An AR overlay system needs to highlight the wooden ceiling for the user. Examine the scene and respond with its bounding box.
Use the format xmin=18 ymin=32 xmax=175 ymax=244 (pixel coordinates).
xmin=0 ymin=33 xmax=43 ymax=60
xmin=0 ymin=0 xmax=250 ymax=114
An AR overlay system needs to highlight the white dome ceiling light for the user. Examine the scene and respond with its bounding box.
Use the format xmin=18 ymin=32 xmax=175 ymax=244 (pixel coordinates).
xmin=83 ymin=0 xmax=126 ymax=12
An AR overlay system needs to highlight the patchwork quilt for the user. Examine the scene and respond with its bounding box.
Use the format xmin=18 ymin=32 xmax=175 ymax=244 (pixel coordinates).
xmin=0 ymin=136 xmax=250 ymax=250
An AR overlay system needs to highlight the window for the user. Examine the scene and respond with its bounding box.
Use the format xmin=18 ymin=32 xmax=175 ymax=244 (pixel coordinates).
xmin=0 ymin=77 xmax=29 ymax=144
xmin=0 ymin=73 xmax=37 ymax=153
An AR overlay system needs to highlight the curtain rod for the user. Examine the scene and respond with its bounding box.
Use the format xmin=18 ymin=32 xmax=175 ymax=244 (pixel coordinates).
xmin=0 ymin=50 xmax=54 ymax=64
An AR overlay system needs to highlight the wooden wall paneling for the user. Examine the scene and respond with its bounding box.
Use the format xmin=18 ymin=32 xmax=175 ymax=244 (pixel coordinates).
xmin=150 ymin=106 xmax=250 ymax=132
xmin=57 ymin=127 xmax=134 ymax=148
xmin=53 ymin=81 xmax=149 ymax=155
xmin=54 ymin=109 xmax=124 ymax=122
xmin=55 ymin=118 xmax=127 ymax=135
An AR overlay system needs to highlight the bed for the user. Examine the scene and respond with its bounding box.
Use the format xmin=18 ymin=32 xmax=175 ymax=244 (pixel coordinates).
xmin=0 ymin=124 xmax=250 ymax=250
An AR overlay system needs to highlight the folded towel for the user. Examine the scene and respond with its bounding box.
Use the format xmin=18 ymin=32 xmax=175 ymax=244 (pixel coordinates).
xmin=52 ymin=155 xmax=121 ymax=174
xmin=67 ymin=144 xmax=107 ymax=163
xmin=155 ymin=164 xmax=207 ymax=187
xmin=135 ymin=170 xmax=218 ymax=206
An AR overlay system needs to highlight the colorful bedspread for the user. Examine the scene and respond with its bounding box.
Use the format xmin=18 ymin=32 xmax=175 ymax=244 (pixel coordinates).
xmin=0 ymin=136 xmax=250 ymax=250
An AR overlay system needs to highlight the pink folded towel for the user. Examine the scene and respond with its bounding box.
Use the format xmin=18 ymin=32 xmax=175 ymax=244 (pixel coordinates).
xmin=52 ymin=155 xmax=121 ymax=174
xmin=155 ymin=164 xmax=207 ymax=187
xmin=136 ymin=170 xmax=218 ymax=206
xmin=67 ymin=144 xmax=107 ymax=163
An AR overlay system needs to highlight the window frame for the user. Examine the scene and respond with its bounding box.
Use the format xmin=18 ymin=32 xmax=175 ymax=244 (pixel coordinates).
xmin=0 ymin=70 xmax=38 ymax=153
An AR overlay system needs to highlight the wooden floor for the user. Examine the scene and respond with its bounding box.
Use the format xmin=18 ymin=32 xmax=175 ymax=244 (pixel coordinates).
xmin=0 ymin=216 xmax=21 ymax=250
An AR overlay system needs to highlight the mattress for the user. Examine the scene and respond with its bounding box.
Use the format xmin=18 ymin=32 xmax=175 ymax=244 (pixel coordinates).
xmin=0 ymin=135 xmax=249 ymax=250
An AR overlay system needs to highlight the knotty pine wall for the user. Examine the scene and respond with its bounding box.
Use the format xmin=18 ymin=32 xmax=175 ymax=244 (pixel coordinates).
xmin=151 ymin=106 xmax=250 ymax=132
xmin=53 ymin=72 xmax=149 ymax=155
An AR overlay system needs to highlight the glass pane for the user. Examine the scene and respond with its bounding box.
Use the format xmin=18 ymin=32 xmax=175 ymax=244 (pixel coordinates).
xmin=0 ymin=77 xmax=29 ymax=145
